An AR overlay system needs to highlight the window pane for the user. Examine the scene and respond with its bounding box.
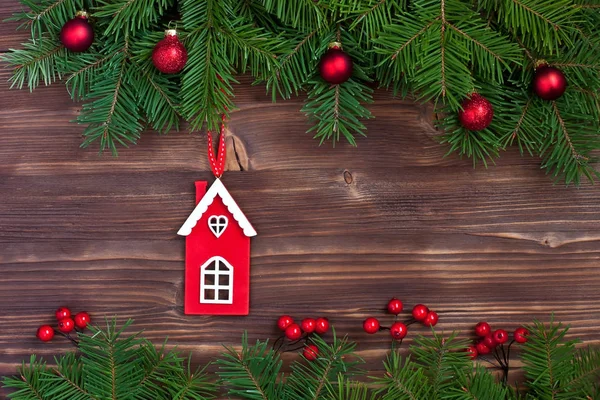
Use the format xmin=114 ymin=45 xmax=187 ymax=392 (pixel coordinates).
xmin=205 ymin=262 xmax=216 ymax=271
xmin=217 ymin=262 xmax=230 ymax=272
xmin=204 ymin=289 xmax=215 ymax=300
xmin=204 ymin=274 xmax=215 ymax=286
xmin=218 ymin=290 xmax=229 ymax=301
xmin=218 ymin=275 xmax=229 ymax=286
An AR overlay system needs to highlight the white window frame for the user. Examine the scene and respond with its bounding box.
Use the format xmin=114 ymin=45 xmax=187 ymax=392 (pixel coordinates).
xmin=208 ymin=215 xmax=228 ymax=238
xmin=200 ymin=256 xmax=233 ymax=304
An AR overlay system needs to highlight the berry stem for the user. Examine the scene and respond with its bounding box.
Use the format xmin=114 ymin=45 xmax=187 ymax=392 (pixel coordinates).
xmin=500 ymin=343 xmax=508 ymax=366
xmin=273 ymin=335 xmax=285 ymax=352
xmin=480 ymin=356 xmax=501 ymax=369
xmin=405 ymin=318 xmax=418 ymax=326
xmin=57 ymin=331 xmax=79 ymax=347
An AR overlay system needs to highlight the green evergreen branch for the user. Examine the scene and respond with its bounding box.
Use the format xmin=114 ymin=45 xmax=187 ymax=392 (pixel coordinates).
xmin=95 ymin=0 xmax=172 ymax=40
xmin=302 ymin=78 xmax=373 ymax=145
xmin=8 ymin=0 xmax=79 ymax=40
xmin=2 ymin=39 xmax=66 ymax=91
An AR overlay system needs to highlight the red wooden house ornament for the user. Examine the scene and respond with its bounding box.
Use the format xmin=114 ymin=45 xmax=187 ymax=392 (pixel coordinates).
xmin=178 ymin=178 xmax=257 ymax=315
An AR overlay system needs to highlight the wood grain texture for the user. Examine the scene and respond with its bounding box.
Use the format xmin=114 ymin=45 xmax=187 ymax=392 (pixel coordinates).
xmin=1 ymin=2 xmax=600 ymax=397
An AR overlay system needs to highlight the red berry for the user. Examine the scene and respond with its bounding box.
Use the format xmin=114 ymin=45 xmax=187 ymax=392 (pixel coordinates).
xmin=424 ymin=311 xmax=439 ymax=327
xmin=514 ymin=327 xmax=529 ymax=344
xmin=483 ymin=333 xmax=497 ymax=349
xmin=363 ymin=317 xmax=380 ymax=334
xmin=493 ymin=329 xmax=508 ymax=345
xmin=277 ymin=315 xmax=294 ymax=331
xmin=57 ymin=317 xmax=75 ymax=333
xmin=36 ymin=325 xmax=55 ymax=342
xmin=301 ymin=318 xmax=316 ymax=333
xmin=474 ymin=322 xmax=491 ymax=337
xmin=55 ymin=307 xmax=71 ymax=321
xmin=315 ymin=318 xmax=329 ymax=335
xmin=285 ymin=323 xmax=302 ymax=340
xmin=476 ymin=342 xmax=490 ymax=355
xmin=466 ymin=345 xmax=478 ymax=360
xmin=74 ymin=312 xmax=91 ymax=329
xmin=390 ymin=322 xmax=408 ymax=340
xmin=303 ymin=344 xmax=319 ymax=361
xmin=387 ymin=298 xmax=403 ymax=315
xmin=412 ymin=304 xmax=429 ymax=321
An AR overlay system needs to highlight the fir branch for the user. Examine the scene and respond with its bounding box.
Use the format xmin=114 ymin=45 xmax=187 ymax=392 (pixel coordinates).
xmin=2 ymin=355 xmax=50 ymax=400
xmin=215 ymin=333 xmax=284 ymax=400
xmin=8 ymin=0 xmax=79 ymax=41
xmin=373 ymin=352 xmax=430 ymax=400
xmin=94 ymin=0 xmax=173 ymax=40
xmin=2 ymin=39 xmax=66 ymax=91
xmin=261 ymin=0 xmax=327 ymax=31
xmin=302 ymin=78 xmax=373 ymax=145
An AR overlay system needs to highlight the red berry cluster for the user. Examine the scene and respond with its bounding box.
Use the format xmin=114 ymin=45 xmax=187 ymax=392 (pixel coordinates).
xmin=363 ymin=298 xmax=439 ymax=341
xmin=36 ymin=307 xmax=91 ymax=344
xmin=276 ymin=315 xmax=329 ymax=361
xmin=466 ymin=321 xmax=529 ymax=382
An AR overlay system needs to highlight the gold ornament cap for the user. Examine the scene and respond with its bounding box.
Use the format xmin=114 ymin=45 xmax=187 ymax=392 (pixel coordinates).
xmin=75 ymin=10 xmax=89 ymax=18
xmin=165 ymin=29 xmax=178 ymax=37
xmin=328 ymin=41 xmax=342 ymax=50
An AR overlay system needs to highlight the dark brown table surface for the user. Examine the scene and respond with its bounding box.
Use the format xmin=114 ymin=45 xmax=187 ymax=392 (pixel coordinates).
xmin=1 ymin=1 xmax=600 ymax=395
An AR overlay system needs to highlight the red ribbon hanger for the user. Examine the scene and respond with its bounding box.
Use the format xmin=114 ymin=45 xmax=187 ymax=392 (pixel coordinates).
xmin=207 ymin=115 xmax=226 ymax=178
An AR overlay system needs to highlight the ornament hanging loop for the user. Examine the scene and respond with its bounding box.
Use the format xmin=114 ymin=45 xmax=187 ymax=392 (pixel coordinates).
xmin=207 ymin=115 xmax=227 ymax=178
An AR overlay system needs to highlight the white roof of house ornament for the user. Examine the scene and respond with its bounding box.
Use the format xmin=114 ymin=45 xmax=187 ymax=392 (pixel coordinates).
xmin=177 ymin=178 xmax=257 ymax=237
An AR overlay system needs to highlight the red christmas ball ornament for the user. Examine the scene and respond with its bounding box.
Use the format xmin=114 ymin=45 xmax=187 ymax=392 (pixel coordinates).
xmin=303 ymin=344 xmax=319 ymax=361
xmin=458 ymin=93 xmax=494 ymax=131
xmin=533 ymin=65 xmax=567 ymax=101
xmin=476 ymin=342 xmax=491 ymax=355
xmin=483 ymin=333 xmax=497 ymax=349
xmin=277 ymin=315 xmax=294 ymax=331
xmin=493 ymin=329 xmax=509 ymax=345
xmin=315 ymin=317 xmax=330 ymax=335
xmin=74 ymin=312 xmax=91 ymax=329
xmin=466 ymin=345 xmax=478 ymax=360
xmin=55 ymin=307 xmax=71 ymax=321
xmin=412 ymin=304 xmax=429 ymax=321
xmin=390 ymin=322 xmax=408 ymax=340
xmin=514 ymin=327 xmax=530 ymax=344
xmin=424 ymin=311 xmax=439 ymax=327
xmin=152 ymin=29 xmax=188 ymax=74
xmin=37 ymin=325 xmax=55 ymax=342
xmin=58 ymin=318 xmax=75 ymax=333
xmin=474 ymin=321 xmax=491 ymax=337
xmin=60 ymin=12 xmax=94 ymax=52
xmin=363 ymin=317 xmax=380 ymax=334
xmin=301 ymin=318 xmax=316 ymax=334
xmin=285 ymin=323 xmax=302 ymax=341
xmin=318 ymin=44 xmax=353 ymax=85
xmin=387 ymin=298 xmax=403 ymax=315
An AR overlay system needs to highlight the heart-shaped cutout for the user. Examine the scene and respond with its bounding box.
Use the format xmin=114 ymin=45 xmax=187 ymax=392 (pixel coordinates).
xmin=208 ymin=215 xmax=228 ymax=238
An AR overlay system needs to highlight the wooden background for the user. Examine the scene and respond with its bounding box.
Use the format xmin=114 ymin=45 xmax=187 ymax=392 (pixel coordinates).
xmin=1 ymin=0 xmax=600 ymax=396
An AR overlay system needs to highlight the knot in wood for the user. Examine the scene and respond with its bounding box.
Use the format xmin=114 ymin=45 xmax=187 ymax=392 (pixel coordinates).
xmin=343 ymin=170 xmax=353 ymax=184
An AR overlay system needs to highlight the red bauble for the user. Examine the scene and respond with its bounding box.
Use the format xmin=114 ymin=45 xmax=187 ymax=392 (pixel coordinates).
xmin=493 ymin=329 xmax=509 ymax=345
xmin=514 ymin=327 xmax=530 ymax=343
xmin=55 ymin=307 xmax=71 ymax=321
xmin=58 ymin=318 xmax=75 ymax=333
xmin=60 ymin=13 xmax=94 ymax=52
xmin=74 ymin=312 xmax=91 ymax=329
xmin=412 ymin=304 xmax=429 ymax=321
xmin=303 ymin=344 xmax=319 ymax=361
xmin=387 ymin=298 xmax=403 ymax=315
xmin=533 ymin=65 xmax=567 ymax=101
xmin=483 ymin=334 xmax=497 ymax=349
xmin=318 ymin=47 xmax=353 ymax=85
xmin=390 ymin=322 xmax=408 ymax=340
xmin=152 ymin=30 xmax=188 ymax=74
xmin=301 ymin=318 xmax=316 ymax=333
xmin=285 ymin=323 xmax=302 ymax=340
xmin=277 ymin=315 xmax=294 ymax=331
xmin=363 ymin=317 xmax=380 ymax=334
xmin=315 ymin=317 xmax=329 ymax=335
xmin=476 ymin=342 xmax=491 ymax=355
xmin=37 ymin=325 xmax=55 ymax=342
xmin=424 ymin=311 xmax=439 ymax=327
xmin=458 ymin=93 xmax=494 ymax=131
xmin=474 ymin=321 xmax=491 ymax=337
